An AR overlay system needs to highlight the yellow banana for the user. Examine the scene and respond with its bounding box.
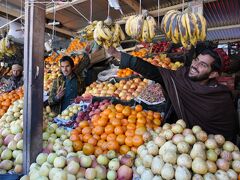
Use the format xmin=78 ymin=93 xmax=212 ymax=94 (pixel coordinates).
xmin=170 ymin=13 xmax=180 ymax=44
xmin=96 ymin=21 xmax=111 ymax=40
xmin=185 ymin=12 xmax=197 ymax=46
xmin=178 ymin=14 xmax=189 ymax=48
xmin=112 ymin=23 xmax=120 ymax=42
xmin=146 ymin=16 xmax=156 ymax=39
xmin=161 ymin=10 xmax=179 ymax=33
xmin=142 ymin=20 xmax=150 ymax=42
xmin=125 ymin=15 xmax=135 ymax=36
xmin=196 ymin=13 xmax=207 ymax=41
xmin=93 ymin=26 xmax=102 ymax=45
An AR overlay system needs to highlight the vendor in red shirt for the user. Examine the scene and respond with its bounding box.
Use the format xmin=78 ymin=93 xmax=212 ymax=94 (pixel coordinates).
xmin=107 ymin=47 xmax=238 ymax=142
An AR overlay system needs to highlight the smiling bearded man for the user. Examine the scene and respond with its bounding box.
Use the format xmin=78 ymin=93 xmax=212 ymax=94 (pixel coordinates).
xmin=107 ymin=47 xmax=238 ymax=142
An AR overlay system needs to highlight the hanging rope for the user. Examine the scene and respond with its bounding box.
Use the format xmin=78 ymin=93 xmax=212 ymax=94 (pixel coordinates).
xmin=51 ymin=0 xmax=56 ymax=48
xmin=182 ymin=0 xmax=185 ymax=12
xmin=5 ymin=0 xmax=9 ymax=33
xmin=107 ymin=1 xmax=110 ymax=18
xmin=157 ymin=0 xmax=160 ymax=29
xmin=90 ymin=0 xmax=93 ymax=23
xmin=139 ymin=0 xmax=142 ymax=14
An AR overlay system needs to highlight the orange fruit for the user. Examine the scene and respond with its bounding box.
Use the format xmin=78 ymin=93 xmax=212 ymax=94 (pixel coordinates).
xmin=107 ymin=141 xmax=120 ymax=151
xmin=98 ymin=116 xmax=108 ymax=126
xmin=70 ymin=134 xmax=80 ymax=142
xmin=114 ymin=126 xmax=124 ymax=135
xmin=121 ymin=119 xmax=128 ymax=126
xmin=97 ymin=139 xmax=105 ymax=147
xmin=108 ymin=112 xmax=116 ymax=119
xmin=132 ymin=135 xmax=143 ymax=147
xmin=125 ymin=136 xmax=133 ymax=147
xmin=122 ymin=107 xmax=131 ymax=116
xmin=93 ymin=126 xmax=104 ymax=135
xmin=107 ymin=133 xmax=117 ymax=142
xmin=111 ymin=118 xmax=121 ymax=126
xmin=127 ymin=123 xmax=136 ymax=130
xmin=79 ymin=120 xmax=89 ymax=128
xmin=153 ymin=118 xmax=161 ymax=126
xmin=135 ymin=126 xmax=147 ymax=135
xmin=94 ymin=147 xmax=103 ymax=156
xmin=119 ymin=145 xmax=130 ymax=154
xmin=93 ymin=134 xmax=100 ymax=140
xmin=131 ymin=146 xmax=138 ymax=153
xmin=75 ymin=127 xmax=82 ymax=133
xmin=128 ymin=115 xmax=137 ymax=123
xmin=116 ymin=134 xmax=126 ymax=145
xmin=73 ymin=140 xmax=83 ymax=151
xmin=103 ymin=108 xmax=111 ymax=116
xmin=100 ymin=133 xmax=108 ymax=140
xmin=105 ymin=124 xmax=114 ymax=134
xmin=116 ymin=113 xmax=124 ymax=120
xmin=82 ymin=127 xmax=92 ymax=134
xmin=125 ymin=129 xmax=135 ymax=137
xmin=71 ymin=129 xmax=79 ymax=135
xmin=88 ymin=137 xmax=97 ymax=146
xmin=101 ymin=141 xmax=108 ymax=151
xmin=83 ymin=134 xmax=92 ymax=143
xmin=83 ymin=143 xmax=95 ymax=155
xmin=153 ymin=112 xmax=161 ymax=119
xmin=135 ymin=105 xmax=143 ymax=112
xmin=137 ymin=117 xmax=146 ymax=124
xmin=115 ymin=104 xmax=124 ymax=112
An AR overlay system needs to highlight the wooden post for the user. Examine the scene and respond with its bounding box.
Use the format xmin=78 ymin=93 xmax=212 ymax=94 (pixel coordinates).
xmin=23 ymin=0 xmax=45 ymax=174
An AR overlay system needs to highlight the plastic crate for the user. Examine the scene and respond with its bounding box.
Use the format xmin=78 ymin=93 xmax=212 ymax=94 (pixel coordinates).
xmin=0 ymin=174 xmax=23 ymax=180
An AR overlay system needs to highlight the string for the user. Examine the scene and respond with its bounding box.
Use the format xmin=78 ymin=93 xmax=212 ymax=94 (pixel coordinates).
xmin=90 ymin=0 xmax=92 ymax=23
xmin=52 ymin=0 xmax=56 ymax=48
xmin=5 ymin=0 xmax=9 ymax=33
xmin=182 ymin=0 xmax=185 ymax=12
xmin=139 ymin=0 xmax=142 ymax=14
xmin=157 ymin=0 xmax=160 ymax=29
xmin=107 ymin=1 xmax=110 ymax=18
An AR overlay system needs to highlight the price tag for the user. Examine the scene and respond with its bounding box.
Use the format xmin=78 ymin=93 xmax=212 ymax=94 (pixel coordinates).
xmin=189 ymin=1 xmax=203 ymax=15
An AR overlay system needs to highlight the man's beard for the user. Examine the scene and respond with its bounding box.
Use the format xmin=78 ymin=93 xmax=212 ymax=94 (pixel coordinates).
xmin=188 ymin=67 xmax=211 ymax=81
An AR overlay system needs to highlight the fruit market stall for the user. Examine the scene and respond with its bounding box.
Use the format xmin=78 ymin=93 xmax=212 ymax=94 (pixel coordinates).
xmin=0 ymin=0 xmax=240 ymax=179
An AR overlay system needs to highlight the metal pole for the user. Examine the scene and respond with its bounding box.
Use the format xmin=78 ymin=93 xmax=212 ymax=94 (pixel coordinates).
xmin=23 ymin=0 xmax=45 ymax=174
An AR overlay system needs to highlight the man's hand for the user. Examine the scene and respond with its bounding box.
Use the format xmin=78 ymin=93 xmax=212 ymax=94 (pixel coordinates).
xmin=56 ymin=85 xmax=65 ymax=100
xmin=107 ymin=47 xmax=121 ymax=60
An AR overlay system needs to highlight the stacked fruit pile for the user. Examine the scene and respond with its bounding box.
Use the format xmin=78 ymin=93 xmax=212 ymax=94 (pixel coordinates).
xmin=70 ymin=103 xmax=162 ymax=156
xmin=94 ymin=21 xmax=125 ymax=49
xmin=76 ymin=100 xmax=111 ymax=122
xmin=116 ymin=68 xmax=136 ymax=78
xmin=44 ymin=63 xmax=61 ymax=92
xmin=65 ymin=38 xmax=86 ymax=54
xmin=138 ymin=83 xmax=165 ymax=104
xmin=83 ymin=78 xmax=149 ymax=101
xmin=144 ymin=54 xmax=183 ymax=70
xmin=133 ymin=120 xmax=240 ymax=179
xmin=0 ymin=87 xmax=23 ymax=117
xmin=125 ymin=15 xmax=157 ymax=42
xmin=131 ymin=48 xmax=148 ymax=58
xmin=57 ymin=104 xmax=81 ymax=121
xmin=161 ymin=10 xmax=207 ymax=47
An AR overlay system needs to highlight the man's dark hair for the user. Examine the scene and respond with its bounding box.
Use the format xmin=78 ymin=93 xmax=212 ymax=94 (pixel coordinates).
xmin=199 ymin=48 xmax=222 ymax=72
xmin=60 ymin=56 xmax=74 ymax=67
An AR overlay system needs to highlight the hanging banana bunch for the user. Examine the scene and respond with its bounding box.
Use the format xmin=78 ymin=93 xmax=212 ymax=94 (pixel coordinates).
xmin=93 ymin=21 xmax=125 ymax=49
xmin=0 ymin=36 xmax=16 ymax=59
xmin=161 ymin=10 xmax=207 ymax=48
xmin=125 ymin=14 xmax=157 ymax=42
xmin=77 ymin=21 xmax=98 ymax=41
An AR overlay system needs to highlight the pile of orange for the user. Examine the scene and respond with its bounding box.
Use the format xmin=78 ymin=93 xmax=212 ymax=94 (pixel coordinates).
xmin=117 ymin=68 xmax=134 ymax=78
xmin=131 ymin=48 xmax=148 ymax=58
xmin=0 ymin=87 xmax=24 ymax=117
xmin=70 ymin=104 xmax=162 ymax=156
xmin=65 ymin=38 xmax=86 ymax=54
